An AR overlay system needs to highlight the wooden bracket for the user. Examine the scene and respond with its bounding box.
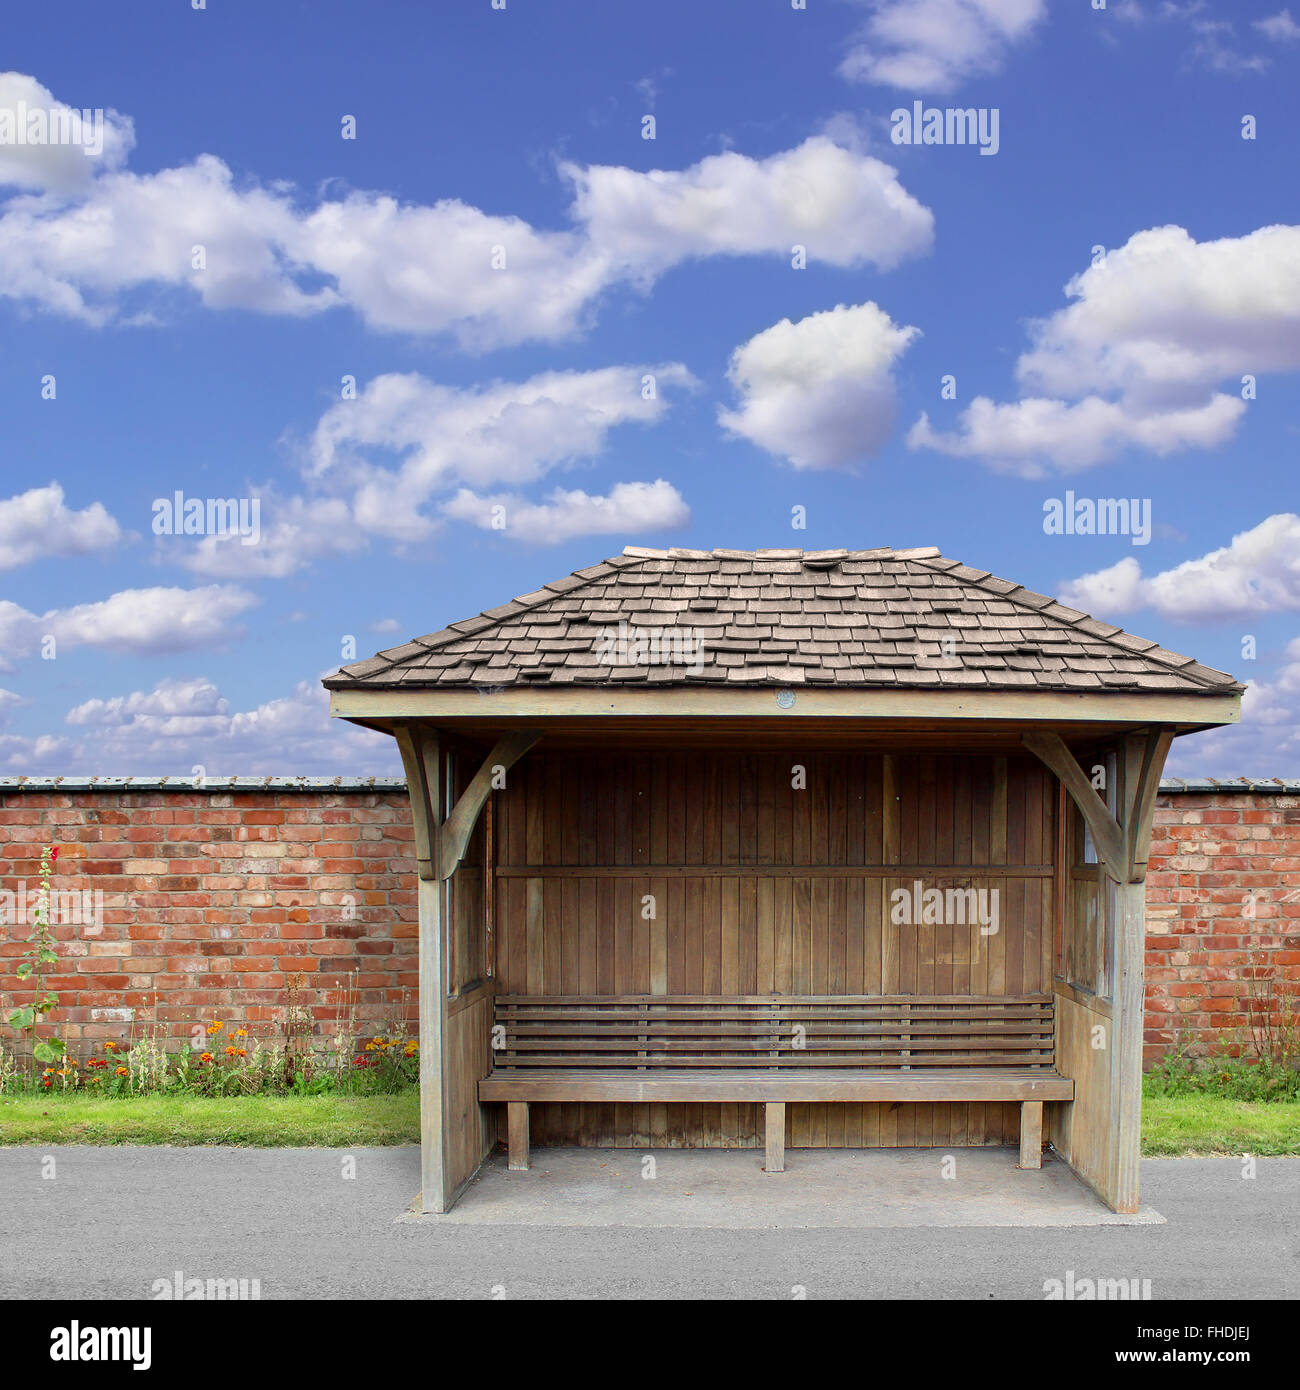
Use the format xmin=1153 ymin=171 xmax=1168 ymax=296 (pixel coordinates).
xmin=394 ymin=725 xmax=539 ymax=881
xmin=1021 ymin=729 xmax=1171 ymax=885
xmin=1119 ymin=729 xmax=1173 ymax=881
xmin=438 ymin=731 xmax=540 ymax=881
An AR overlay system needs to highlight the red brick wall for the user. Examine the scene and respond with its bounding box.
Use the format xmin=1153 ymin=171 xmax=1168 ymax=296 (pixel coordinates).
xmin=2 ymin=784 xmax=1297 ymax=1066
xmin=0 ymin=788 xmax=417 ymax=1058
xmin=1146 ymin=792 xmax=1300 ymax=1063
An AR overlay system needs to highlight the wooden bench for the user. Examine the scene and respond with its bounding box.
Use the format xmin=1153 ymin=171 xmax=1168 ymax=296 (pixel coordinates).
xmin=479 ymin=994 xmax=1073 ymax=1174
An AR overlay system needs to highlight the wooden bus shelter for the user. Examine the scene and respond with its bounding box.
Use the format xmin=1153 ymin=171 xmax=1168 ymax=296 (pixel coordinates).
xmin=324 ymin=545 xmax=1241 ymax=1215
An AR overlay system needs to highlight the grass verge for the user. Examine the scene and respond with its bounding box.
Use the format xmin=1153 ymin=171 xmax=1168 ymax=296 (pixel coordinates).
xmin=0 ymin=1091 xmax=419 ymax=1146
xmin=1140 ymin=1092 xmax=1300 ymax=1157
xmin=1 ymin=1088 xmax=1294 ymax=1155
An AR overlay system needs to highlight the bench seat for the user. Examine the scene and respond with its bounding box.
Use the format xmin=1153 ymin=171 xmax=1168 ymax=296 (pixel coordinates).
xmin=480 ymin=1067 xmax=1073 ymax=1104
xmin=479 ymin=994 xmax=1071 ymax=1175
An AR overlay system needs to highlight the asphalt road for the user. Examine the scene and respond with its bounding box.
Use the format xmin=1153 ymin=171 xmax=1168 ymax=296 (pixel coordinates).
xmin=1 ymin=1147 xmax=1296 ymax=1300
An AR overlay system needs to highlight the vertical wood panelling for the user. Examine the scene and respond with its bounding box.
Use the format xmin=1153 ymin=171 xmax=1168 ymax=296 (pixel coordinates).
xmin=492 ymin=750 xmax=1052 ymax=1150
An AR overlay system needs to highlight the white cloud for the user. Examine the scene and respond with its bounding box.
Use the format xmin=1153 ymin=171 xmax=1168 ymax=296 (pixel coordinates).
xmin=1016 ymin=226 xmax=1300 ymax=403
xmin=0 ymin=77 xmax=934 ymax=347
xmin=1111 ymin=5 xmax=1277 ymax=73
xmin=839 ymin=0 xmax=1046 ymax=92
xmin=0 ymin=482 xmax=123 ymax=569
xmin=909 ymin=224 xmax=1300 ymax=472
xmin=307 ymin=364 xmax=696 ymax=542
xmin=1059 ymin=515 xmax=1300 ymax=622
xmin=0 ymin=72 xmax=134 ymax=193
xmin=442 ymin=479 xmax=690 ymax=544
xmin=910 ymin=392 xmax=1244 ymax=476
xmin=172 ymin=495 xmax=364 ymax=579
xmin=1166 ymin=637 xmax=1300 ymax=778
xmin=565 ymin=137 xmax=933 ymax=276
xmin=0 ymin=584 xmax=256 ymax=671
xmin=720 ymin=302 xmax=920 ymax=469
xmin=0 ymin=675 xmax=396 ymax=776
xmin=1255 ymin=9 xmax=1300 ymax=41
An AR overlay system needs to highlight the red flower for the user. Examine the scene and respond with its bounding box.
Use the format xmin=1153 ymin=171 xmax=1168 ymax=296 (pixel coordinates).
xmin=50 ymin=847 xmax=58 ymax=862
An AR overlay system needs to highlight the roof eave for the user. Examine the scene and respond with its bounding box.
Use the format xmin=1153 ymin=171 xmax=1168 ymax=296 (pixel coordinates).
xmin=328 ymin=685 xmax=1241 ymax=729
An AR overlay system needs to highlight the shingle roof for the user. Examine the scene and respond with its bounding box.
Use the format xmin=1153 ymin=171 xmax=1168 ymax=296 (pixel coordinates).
xmin=322 ymin=546 xmax=1244 ymax=694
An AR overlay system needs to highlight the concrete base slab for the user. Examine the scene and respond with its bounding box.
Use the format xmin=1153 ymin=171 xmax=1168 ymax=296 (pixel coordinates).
xmin=403 ymin=1146 xmax=1166 ymax=1229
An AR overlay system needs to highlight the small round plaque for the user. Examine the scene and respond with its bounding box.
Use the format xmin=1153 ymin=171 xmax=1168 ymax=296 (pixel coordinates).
xmin=776 ymin=689 xmax=796 ymax=709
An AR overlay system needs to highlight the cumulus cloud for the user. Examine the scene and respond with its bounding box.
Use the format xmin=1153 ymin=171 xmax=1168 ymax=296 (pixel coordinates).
xmin=303 ymin=363 xmax=696 ymax=543
xmin=1255 ymin=9 xmax=1300 ymax=42
xmin=0 ymin=483 xmax=123 ymax=569
xmin=839 ymin=0 xmax=1046 ymax=91
xmin=1166 ymin=637 xmax=1300 ymax=778
xmin=171 ymin=495 xmax=364 ymax=580
xmin=1111 ymin=4 xmax=1279 ymax=73
xmin=0 ymin=675 xmax=396 ymax=777
xmin=565 ymin=138 xmax=933 ymax=276
xmin=156 ymin=366 xmax=698 ymax=573
xmin=0 ymin=75 xmax=934 ymax=347
xmin=719 ymin=302 xmax=920 ymax=469
xmin=0 ymin=72 xmax=134 ymax=192
xmin=0 ymin=585 xmax=256 ymax=671
xmin=1059 ymin=515 xmax=1300 ymax=623
xmin=442 ymin=479 xmax=690 ymax=544
xmin=909 ymin=224 xmax=1300 ymax=473
xmin=910 ymin=392 xmax=1244 ymax=474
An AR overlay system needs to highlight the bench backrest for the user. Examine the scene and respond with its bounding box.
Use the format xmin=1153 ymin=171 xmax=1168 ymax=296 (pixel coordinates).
xmin=493 ymin=995 xmax=1056 ymax=1070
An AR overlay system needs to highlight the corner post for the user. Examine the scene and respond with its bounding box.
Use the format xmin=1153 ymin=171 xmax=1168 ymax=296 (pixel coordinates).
xmin=395 ymin=725 xmax=447 ymax=1214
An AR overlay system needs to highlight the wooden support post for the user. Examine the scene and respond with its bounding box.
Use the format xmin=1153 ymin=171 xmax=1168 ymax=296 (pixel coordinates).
xmin=395 ymin=727 xmax=447 ymax=1215
xmin=507 ymin=1102 xmax=530 ymax=1171
xmin=765 ymin=1102 xmax=786 ymax=1173
xmin=1110 ymin=881 xmax=1145 ymax=1212
xmin=1018 ymin=1100 xmax=1043 ymax=1169
xmin=416 ymin=874 xmax=446 ymax=1209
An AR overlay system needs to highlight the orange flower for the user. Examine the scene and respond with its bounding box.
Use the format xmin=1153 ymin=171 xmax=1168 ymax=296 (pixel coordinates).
xmin=224 ymin=1045 xmax=237 ymax=1057
xmin=198 ymin=1052 xmax=213 ymax=1064
xmin=234 ymin=1027 xmax=247 ymax=1037
xmin=206 ymin=1022 xmax=223 ymax=1035
xmin=104 ymin=1041 xmax=118 ymax=1052
xmin=235 ymin=1048 xmax=247 ymax=1058
xmin=115 ymin=1066 xmax=128 ymax=1077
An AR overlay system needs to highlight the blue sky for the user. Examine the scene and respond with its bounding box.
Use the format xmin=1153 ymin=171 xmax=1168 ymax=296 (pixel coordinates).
xmin=1 ymin=0 xmax=1297 ymax=776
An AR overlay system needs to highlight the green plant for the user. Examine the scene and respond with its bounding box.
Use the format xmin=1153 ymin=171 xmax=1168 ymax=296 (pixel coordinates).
xmin=6 ymin=846 xmax=63 ymax=1067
